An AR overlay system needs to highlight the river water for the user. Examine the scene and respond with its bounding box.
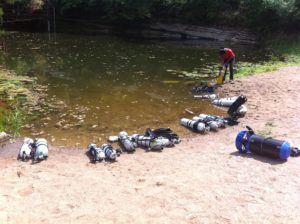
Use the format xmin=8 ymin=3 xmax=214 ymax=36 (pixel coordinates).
xmin=0 ymin=32 xmax=269 ymax=147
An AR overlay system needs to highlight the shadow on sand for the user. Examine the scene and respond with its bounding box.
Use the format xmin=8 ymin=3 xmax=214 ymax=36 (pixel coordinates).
xmin=230 ymin=151 xmax=287 ymax=165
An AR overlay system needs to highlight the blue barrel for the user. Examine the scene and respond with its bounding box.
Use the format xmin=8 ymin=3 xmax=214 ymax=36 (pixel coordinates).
xmin=235 ymin=130 xmax=291 ymax=160
xmin=235 ymin=130 xmax=251 ymax=153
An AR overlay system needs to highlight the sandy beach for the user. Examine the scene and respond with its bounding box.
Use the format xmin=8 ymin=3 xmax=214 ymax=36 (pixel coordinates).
xmin=1 ymin=66 xmax=300 ymax=224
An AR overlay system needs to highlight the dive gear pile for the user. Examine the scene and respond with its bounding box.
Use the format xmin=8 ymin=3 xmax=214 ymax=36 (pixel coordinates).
xmin=181 ymin=113 xmax=232 ymax=132
xmin=182 ymin=95 xmax=247 ymax=133
xmin=108 ymin=128 xmax=180 ymax=153
xmin=88 ymin=143 xmax=121 ymax=162
xmin=192 ymin=84 xmax=217 ymax=94
xmin=194 ymin=94 xmax=248 ymax=117
xmin=18 ymin=138 xmax=49 ymax=162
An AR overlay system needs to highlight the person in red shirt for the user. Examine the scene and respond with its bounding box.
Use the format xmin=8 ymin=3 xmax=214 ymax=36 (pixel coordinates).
xmin=219 ymin=47 xmax=236 ymax=81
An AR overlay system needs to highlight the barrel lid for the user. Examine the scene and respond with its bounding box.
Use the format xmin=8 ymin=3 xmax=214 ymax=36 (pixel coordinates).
xmin=279 ymin=141 xmax=291 ymax=160
xmin=236 ymin=131 xmax=248 ymax=153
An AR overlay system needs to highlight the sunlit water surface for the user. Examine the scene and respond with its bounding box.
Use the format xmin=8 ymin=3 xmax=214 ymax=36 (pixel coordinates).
xmin=0 ymin=32 xmax=269 ymax=147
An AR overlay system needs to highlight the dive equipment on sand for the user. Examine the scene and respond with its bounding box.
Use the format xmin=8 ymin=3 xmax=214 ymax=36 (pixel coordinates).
xmin=19 ymin=138 xmax=34 ymax=161
xmin=197 ymin=114 xmax=226 ymax=128
xmin=236 ymin=105 xmax=247 ymax=117
xmin=236 ymin=126 xmax=291 ymax=160
xmin=88 ymin=143 xmax=105 ymax=162
xmin=227 ymin=95 xmax=247 ymax=117
xmin=192 ymin=116 xmax=219 ymax=130
xmin=212 ymin=96 xmax=238 ymax=107
xmin=118 ymin=131 xmax=135 ymax=152
xmin=35 ymin=138 xmax=49 ymax=160
xmin=101 ymin=143 xmax=120 ymax=160
xmin=132 ymin=134 xmax=164 ymax=150
xmin=145 ymin=128 xmax=181 ymax=145
xmin=192 ymin=84 xmax=217 ymax=94
xmin=180 ymin=118 xmax=209 ymax=133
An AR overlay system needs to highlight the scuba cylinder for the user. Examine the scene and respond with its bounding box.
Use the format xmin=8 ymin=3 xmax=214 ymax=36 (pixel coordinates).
xmin=118 ymin=131 xmax=135 ymax=152
xmin=101 ymin=144 xmax=119 ymax=160
xmin=212 ymin=96 xmax=238 ymax=107
xmin=193 ymin=94 xmax=218 ymax=100
xmin=19 ymin=138 xmax=34 ymax=161
xmin=198 ymin=114 xmax=226 ymax=128
xmin=155 ymin=137 xmax=172 ymax=148
xmin=192 ymin=116 xmax=218 ymax=130
xmin=132 ymin=134 xmax=164 ymax=150
xmin=180 ymin=118 xmax=209 ymax=133
xmin=35 ymin=138 xmax=48 ymax=160
xmin=227 ymin=95 xmax=247 ymax=117
xmin=236 ymin=105 xmax=247 ymax=117
xmin=144 ymin=128 xmax=181 ymax=146
xmin=88 ymin=143 xmax=105 ymax=162
xmin=235 ymin=126 xmax=291 ymax=160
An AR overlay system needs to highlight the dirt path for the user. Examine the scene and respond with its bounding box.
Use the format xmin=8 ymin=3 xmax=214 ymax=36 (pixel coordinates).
xmin=1 ymin=66 xmax=300 ymax=224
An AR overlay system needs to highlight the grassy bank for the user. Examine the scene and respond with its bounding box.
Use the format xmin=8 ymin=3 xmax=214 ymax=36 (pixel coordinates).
xmin=0 ymin=69 xmax=43 ymax=136
xmin=235 ymin=36 xmax=300 ymax=78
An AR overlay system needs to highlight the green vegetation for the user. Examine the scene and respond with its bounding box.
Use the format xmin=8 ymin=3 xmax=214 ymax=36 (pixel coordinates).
xmin=0 ymin=69 xmax=36 ymax=135
xmin=235 ymin=35 xmax=300 ymax=78
xmin=1 ymin=1 xmax=300 ymax=32
xmin=256 ymin=129 xmax=273 ymax=137
xmin=256 ymin=121 xmax=276 ymax=137
xmin=2 ymin=102 xmax=26 ymax=136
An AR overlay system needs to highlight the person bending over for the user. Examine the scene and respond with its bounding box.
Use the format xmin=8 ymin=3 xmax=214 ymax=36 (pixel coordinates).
xmin=219 ymin=47 xmax=236 ymax=81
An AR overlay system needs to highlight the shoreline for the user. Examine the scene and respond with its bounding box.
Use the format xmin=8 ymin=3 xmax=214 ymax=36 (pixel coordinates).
xmin=0 ymin=66 xmax=300 ymax=224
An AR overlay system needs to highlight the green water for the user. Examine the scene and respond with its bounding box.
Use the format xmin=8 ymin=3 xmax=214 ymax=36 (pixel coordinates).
xmin=0 ymin=32 xmax=269 ymax=147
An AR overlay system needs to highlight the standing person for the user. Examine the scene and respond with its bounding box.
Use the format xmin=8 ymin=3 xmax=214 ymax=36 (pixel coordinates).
xmin=219 ymin=47 xmax=236 ymax=82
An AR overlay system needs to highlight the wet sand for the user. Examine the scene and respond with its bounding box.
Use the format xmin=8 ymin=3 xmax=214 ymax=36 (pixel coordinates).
xmin=1 ymin=66 xmax=300 ymax=224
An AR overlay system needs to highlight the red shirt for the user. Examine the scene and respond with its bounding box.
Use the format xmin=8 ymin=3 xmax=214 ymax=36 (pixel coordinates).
xmin=223 ymin=48 xmax=235 ymax=62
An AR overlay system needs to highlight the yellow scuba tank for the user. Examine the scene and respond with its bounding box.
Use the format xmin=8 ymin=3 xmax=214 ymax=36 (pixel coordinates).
xmin=216 ymin=66 xmax=226 ymax=85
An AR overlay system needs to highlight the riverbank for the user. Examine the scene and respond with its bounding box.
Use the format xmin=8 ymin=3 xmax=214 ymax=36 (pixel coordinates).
xmin=235 ymin=35 xmax=300 ymax=78
xmin=0 ymin=66 xmax=299 ymax=223
xmin=0 ymin=68 xmax=49 ymax=135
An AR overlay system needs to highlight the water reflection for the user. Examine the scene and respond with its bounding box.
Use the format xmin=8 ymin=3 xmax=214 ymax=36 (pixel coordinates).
xmin=0 ymin=32 xmax=269 ymax=147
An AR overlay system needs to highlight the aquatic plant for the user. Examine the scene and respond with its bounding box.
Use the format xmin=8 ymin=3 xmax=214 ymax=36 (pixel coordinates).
xmin=4 ymin=102 xmax=26 ymax=136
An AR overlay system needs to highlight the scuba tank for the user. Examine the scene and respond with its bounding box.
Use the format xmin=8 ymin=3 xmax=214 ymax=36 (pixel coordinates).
xmin=193 ymin=94 xmax=218 ymax=101
xmin=235 ymin=126 xmax=291 ymax=160
xmin=88 ymin=143 xmax=105 ymax=162
xmin=180 ymin=118 xmax=209 ymax=133
xmin=19 ymin=138 xmax=34 ymax=161
xmin=154 ymin=137 xmax=172 ymax=148
xmin=118 ymin=131 xmax=135 ymax=152
xmin=198 ymin=114 xmax=226 ymax=128
xmin=212 ymin=96 xmax=238 ymax=107
xmin=192 ymin=116 xmax=219 ymax=131
xmin=34 ymin=138 xmax=48 ymax=160
xmin=227 ymin=95 xmax=247 ymax=117
xmin=236 ymin=105 xmax=247 ymax=117
xmin=132 ymin=134 xmax=164 ymax=151
xmin=144 ymin=128 xmax=181 ymax=146
xmin=100 ymin=144 xmax=120 ymax=160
